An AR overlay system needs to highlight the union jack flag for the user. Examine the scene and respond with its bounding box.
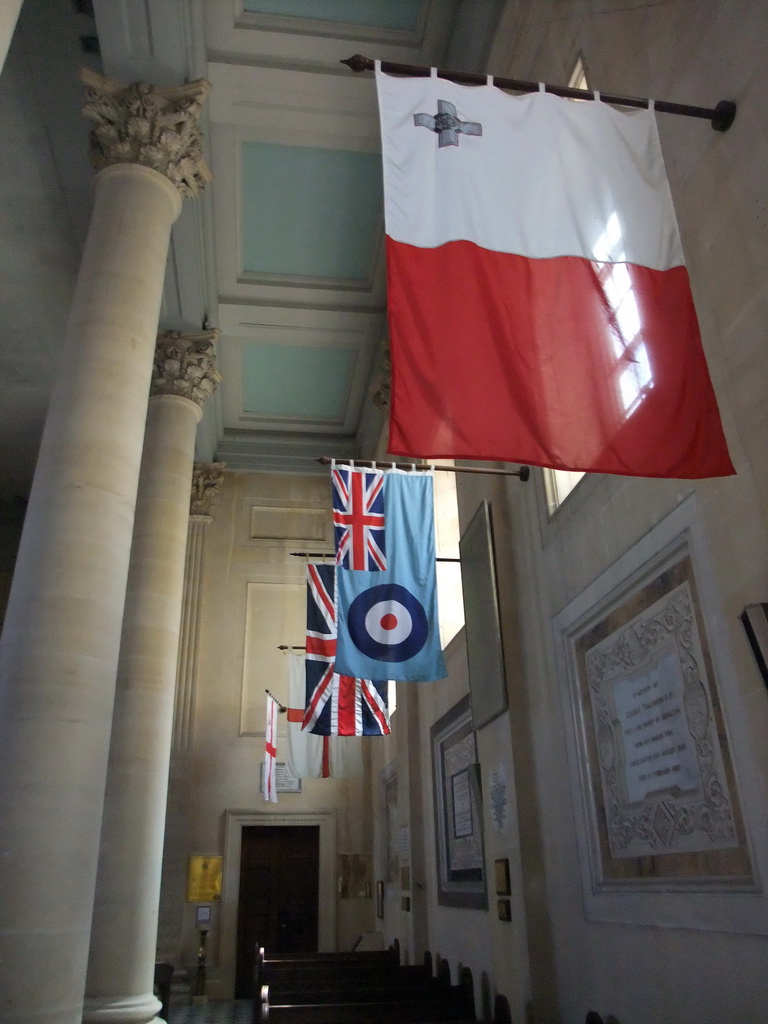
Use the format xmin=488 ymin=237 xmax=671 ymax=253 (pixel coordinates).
xmin=332 ymin=465 xmax=386 ymax=571
xmin=303 ymin=563 xmax=390 ymax=737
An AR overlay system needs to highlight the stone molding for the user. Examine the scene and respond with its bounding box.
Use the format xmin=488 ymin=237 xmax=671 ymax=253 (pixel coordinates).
xmin=190 ymin=462 xmax=226 ymax=517
xmin=79 ymin=68 xmax=213 ymax=198
xmin=152 ymin=329 xmax=222 ymax=406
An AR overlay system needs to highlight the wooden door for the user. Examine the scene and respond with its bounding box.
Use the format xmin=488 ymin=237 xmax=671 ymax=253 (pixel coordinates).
xmin=235 ymin=824 xmax=320 ymax=997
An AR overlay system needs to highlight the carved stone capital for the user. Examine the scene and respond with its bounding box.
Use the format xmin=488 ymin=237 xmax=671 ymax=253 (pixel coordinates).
xmin=369 ymin=340 xmax=391 ymax=410
xmin=152 ymin=329 xmax=222 ymax=406
xmin=190 ymin=463 xmax=225 ymax=517
xmin=79 ymin=68 xmax=213 ymax=198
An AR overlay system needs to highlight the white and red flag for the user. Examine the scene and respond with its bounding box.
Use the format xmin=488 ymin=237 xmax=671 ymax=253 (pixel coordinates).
xmin=262 ymin=694 xmax=279 ymax=803
xmin=376 ymin=65 xmax=734 ymax=479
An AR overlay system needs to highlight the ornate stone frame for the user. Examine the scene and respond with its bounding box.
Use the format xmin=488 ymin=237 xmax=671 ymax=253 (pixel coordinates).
xmin=553 ymin=505 xmax=763 ymax=930
xmin=583 ymin=572 xmax=739 ymax=864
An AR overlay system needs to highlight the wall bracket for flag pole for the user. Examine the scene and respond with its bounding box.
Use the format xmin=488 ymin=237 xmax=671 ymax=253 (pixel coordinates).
xmin=318 ymin=456 xmax=530 ymax=481
xmin=341 ymin=54 xmax=737 ymax=133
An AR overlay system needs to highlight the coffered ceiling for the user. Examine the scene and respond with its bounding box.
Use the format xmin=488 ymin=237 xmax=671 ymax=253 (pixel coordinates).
xmin=0 ymin=0 xmax=505 ymax=499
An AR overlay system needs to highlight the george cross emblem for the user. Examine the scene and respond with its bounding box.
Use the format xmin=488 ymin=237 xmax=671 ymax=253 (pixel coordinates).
xmin=414 ymin=99 xmax=483 ymax=147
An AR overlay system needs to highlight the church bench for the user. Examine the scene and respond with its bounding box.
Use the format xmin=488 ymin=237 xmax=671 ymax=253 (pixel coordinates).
xmin=260 ymin=998 xmax=476 ymax=1024
xmin=255 ymin=945 xmax=477 ymax=1024
xmin=256 ymin=946 xmax=399 ymax=991
xmin=262 ymin=963 xmax=433 ymax=991
xmin=263 ymin=978 xmax=456 ymax=1005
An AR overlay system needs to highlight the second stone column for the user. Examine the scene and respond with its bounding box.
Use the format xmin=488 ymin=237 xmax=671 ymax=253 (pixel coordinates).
xmin=83 ymin=331 xmax=220 ymax=1024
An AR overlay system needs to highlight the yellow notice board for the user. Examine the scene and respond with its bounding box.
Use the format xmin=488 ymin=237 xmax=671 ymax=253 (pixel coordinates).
xmin=187 ymin=856 xmax=222 ymax=902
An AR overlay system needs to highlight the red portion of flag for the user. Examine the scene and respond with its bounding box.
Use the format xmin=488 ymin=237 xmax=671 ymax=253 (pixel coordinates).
xmin=386 ymin=239 xmax=735 ymax=479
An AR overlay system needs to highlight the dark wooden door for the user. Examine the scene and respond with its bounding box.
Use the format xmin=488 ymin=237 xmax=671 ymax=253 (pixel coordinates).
xmin=235 ymin=824 xmax=320 ymax=997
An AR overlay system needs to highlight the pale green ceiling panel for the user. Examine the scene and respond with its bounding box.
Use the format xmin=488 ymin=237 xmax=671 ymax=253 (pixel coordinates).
xmin=242 ymin=142 xmax=382 ymax=282
xmin=243 ymin=0 xmax=422 ymax=31
xmin=242 ymin=343 xmax=354 ymax=420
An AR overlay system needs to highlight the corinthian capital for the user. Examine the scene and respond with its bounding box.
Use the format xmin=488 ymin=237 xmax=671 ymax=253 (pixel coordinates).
xmin=369 ymin=340 xmax=391 ymax=410
xmin=79 ymin=68 xmax=213 ymax=198
xmin=190 ymin=463 xmax=226 ymax=517
xmin=152 ymin=329 xmax=222 ymax=406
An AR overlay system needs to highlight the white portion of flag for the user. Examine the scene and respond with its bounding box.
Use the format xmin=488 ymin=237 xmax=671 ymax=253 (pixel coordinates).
xmin=262 ymin=694 xmax=279 ymax=803
xmin=285 ymin=653 xmax=363 ymax=778
xmin=286 ymin=652 xmax=324 ymax=779
xmin=328 ymin=736 xmax=363 ymax=779
xmin=376 ymin=67 xmax=684 ymax=270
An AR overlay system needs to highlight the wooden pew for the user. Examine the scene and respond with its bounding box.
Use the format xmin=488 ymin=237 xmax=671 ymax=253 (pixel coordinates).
xmin=259 ymin=986 xmax=477 ymax=1024
xmin=256 ymin=946 xmax=399 ymax=993
xmin=265 ymin=963 xmax=433 ymax=992
xmin=256 ymin=946 xmax=478 ymax=1024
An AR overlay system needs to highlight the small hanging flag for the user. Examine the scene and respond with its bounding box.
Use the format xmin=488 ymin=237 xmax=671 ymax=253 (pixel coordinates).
xmin=262 ymin=694 xmax=279 ymax=803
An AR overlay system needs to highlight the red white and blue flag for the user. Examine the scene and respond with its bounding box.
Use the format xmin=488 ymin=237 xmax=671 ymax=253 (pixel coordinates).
xmin=332 ymin=465 xmax=387 ymax=571
xmin=304 ymin=563 xmax=390 ymax=737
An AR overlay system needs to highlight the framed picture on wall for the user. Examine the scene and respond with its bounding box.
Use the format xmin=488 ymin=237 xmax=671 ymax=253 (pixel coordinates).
xmin=431 ymin=695 xmax=488 ymax=909
xmin=460 ymin=501 xmax=507 ymax=729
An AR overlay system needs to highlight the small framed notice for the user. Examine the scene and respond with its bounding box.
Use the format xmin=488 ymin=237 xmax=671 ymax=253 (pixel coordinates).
xmin=260 ymin=761 xmax=302 ymax=793
xmin=187 ymin=856 xmax=222 ymax=902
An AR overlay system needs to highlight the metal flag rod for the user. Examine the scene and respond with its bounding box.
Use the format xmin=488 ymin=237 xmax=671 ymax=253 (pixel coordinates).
xmin=264 ymin=688 xmax=287 ymax=712
xmin=289 ymin=550 xmax=460 ymax=563
xmin=341 ymin=54 xmax=737 ymax=133
xmin=276 ymin=646 xmax=306 ymax=652
xmin=318 ymin=456 xmax=530 ymax=481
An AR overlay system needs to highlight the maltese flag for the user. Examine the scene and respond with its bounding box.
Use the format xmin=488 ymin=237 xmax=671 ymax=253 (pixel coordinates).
xmin=376 ymin=64 xmax=734 ymax=479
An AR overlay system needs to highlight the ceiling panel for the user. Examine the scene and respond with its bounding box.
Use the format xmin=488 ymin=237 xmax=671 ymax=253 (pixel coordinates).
xmin=241 ymin=342 xmax=354 ymax=422
xmin=217 ymin=302 xmax=384 ymax=438
xmin=205 ymin=0 xmax=459 ymax=65
xmin=241 ymin=141 xmax=382 ymax=283
xmin=209 ymin=62 xmax=387 ymax=308
xmin=242 ymin=0 xmax=423 ymax=31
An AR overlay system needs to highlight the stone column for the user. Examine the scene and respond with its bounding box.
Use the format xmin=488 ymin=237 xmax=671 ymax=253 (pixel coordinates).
xmin=157 ymin=463 xmax=225 ymax=966
xmin=83 ymin=334 xmax=221 ymax=1024
xmin=0 ymin=74 xmax=210 ymax=1024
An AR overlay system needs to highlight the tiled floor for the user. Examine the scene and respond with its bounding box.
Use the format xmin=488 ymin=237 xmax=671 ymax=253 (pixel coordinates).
xmin=167 ymin=999 xmax=254 ymax=1024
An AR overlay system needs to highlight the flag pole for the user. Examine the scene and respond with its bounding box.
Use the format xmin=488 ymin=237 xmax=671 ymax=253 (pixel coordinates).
xmin=288 ymin=551 xmax=460 ymax=563
xmin=341 ymin=54 xmax=736 ymax=132
xmin=318 ymin=456 xmax=530 ymax=480
xmin=264 ymin=688 xmax=287 ymax=712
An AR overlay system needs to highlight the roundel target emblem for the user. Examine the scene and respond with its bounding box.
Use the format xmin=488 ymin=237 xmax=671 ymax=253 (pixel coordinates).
xmin=347 ymin=584 xmax=428 ymax=662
